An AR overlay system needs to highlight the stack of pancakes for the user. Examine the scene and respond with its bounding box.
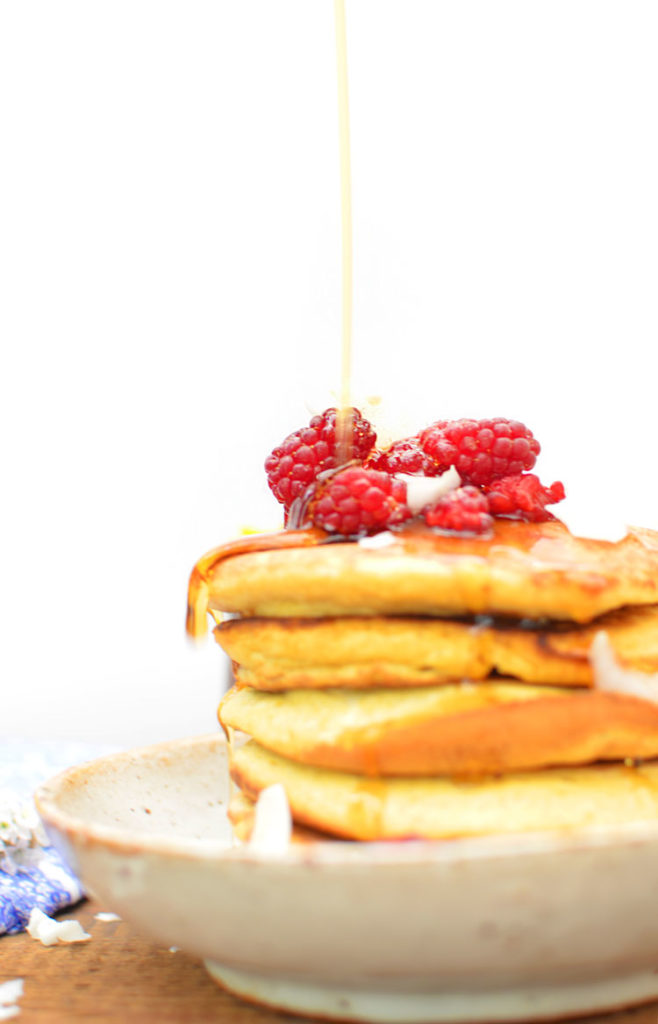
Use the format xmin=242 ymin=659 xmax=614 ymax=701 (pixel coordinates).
xmin=190 ymin=518 xmax=658 ymax=841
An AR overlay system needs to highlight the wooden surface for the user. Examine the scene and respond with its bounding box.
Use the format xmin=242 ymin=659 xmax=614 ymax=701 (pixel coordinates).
xmin=3 ymin=898 xmax=658 ymax=1023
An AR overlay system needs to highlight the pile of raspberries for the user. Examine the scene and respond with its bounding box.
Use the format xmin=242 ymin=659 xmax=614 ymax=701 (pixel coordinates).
xmin=265 ymin=409 xmax=565 ymax=537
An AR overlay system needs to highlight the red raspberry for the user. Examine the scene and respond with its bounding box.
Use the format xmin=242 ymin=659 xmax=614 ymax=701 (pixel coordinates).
xmin=424 ymin=486 xmax=493 ymax=534
xmin=419 ymin=418 xmax=540 ymax=487
xmin=486 ymin=474 xmax=566 ymax=522
xmin=367 ymin=438 xmax=439 ymax=476
xmin=265 ymin=408 xmax=376 ymax=509
xmin=310 ymin=467 xmax=411 ymax=537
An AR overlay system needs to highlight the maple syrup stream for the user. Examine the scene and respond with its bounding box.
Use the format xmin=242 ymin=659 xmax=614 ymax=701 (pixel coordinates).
xmin=334 ymin=0 xmax=353 ymax=465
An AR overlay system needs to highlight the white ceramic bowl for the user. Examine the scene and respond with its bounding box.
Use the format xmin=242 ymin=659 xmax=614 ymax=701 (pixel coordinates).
xmin=35 ymin=734 xmax=658 ymax=1022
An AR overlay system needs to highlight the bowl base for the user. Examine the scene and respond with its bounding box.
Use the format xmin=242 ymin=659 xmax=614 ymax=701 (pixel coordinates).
xmin=204 ymin=961 xmax=658 ymax=1023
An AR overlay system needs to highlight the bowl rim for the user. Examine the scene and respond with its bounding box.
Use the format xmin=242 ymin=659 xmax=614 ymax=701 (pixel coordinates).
xmin=35 ymin=732 xmax=658 ymax=868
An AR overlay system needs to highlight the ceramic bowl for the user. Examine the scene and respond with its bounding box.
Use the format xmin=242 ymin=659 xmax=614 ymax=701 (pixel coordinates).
xmin=35 ymin=734 xmax=658 ymax=1023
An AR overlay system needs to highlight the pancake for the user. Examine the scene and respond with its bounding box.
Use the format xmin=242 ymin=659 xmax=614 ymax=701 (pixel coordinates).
xmin=215 ymin=605 xmax=658 ymax=689
xmin=220 ymin=682 xmax=658 ymax=776
xmin=203 ymin=520 xmax=658 ymax=623
xmin=230 ymin=740 xmax=658 ymax=840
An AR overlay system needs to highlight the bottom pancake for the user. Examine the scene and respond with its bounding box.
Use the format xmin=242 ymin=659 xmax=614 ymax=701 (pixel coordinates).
xmin=230 ymin=740 xmax=658 ymax=841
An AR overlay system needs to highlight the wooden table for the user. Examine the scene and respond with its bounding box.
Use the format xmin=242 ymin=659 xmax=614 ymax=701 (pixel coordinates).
xmin=3 ymin=899 xmax=658 ymax=1023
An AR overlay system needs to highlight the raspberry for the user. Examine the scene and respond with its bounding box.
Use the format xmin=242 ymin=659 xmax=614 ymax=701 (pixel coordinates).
xmin=424 ymin=486 xmax=493 ymax=534
xmin=310 ymin=467 xmax=411 ymax=537
xmin=367 ymin=438 xmax=439 ymax=476
xmin=419 ymin=418 xmax=540 ymax=487
xmin=486 ymin=474 xmax=566 ymax=522
xmin=265 ymin=408 xmax=376 ymax=509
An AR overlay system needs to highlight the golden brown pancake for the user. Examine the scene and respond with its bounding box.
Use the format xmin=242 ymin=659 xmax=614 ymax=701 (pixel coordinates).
xmin=215 ymin=605 xmax=658 ymax=690
xmin=203 ymin=520 xmax=658 ymax=623
xmin=230 ymin=740 xmax=658 ymax=840
xmin=220 ymin=682 xmax=658 ymax=776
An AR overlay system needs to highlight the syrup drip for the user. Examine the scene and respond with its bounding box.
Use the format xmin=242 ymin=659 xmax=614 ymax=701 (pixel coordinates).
xmin=347 ymin=777 xmax=386 ymax=839
xmin=185 ymin=528 xmax=325 ymax=639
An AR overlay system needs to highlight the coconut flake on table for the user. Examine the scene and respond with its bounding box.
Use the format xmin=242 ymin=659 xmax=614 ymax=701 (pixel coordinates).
xmin=248 ymin=784 xmax=292 ymax=856
xmin=94 ymin=911 xmax=121 ymax=922
xmin=26 ymin=907 xmax=91 ymax=946
xmin=0 ymin=980 xmax=23 ymax=1021
xmin=396 ymin=466 xmax=461 ymax=515
xmin=590 ymin=632 xmax=658 ymax=703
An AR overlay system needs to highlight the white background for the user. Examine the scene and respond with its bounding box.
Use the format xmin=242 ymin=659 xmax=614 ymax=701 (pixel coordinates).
xmin=2 ymin=1 xmax=657 ymax=747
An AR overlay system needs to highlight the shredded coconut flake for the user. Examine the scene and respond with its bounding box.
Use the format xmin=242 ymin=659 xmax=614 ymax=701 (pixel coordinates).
xmin=26 ymin=907 xmax=91 ymax=946
xmin=590 ymin=632 xmax=658 ymax=703
xmin=560 ymin=507 xmax=630 ymax=544
xmin=396 ymin=467 xmax=461 ymax=515
xmin=358 ymin=531 xmax=396 ymax=549
xmin=94 ymin=911 xmax=121 ymax=922
xmin=0 ymin=980 xmax=23 ymax=1008
xmin=0 ymin=978 xmax=23 ymax=1020
xmin=249 ymin=784 xmax=292 ymax=856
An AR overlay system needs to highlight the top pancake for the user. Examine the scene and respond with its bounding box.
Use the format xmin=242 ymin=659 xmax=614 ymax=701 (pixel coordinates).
xmin=205 ymin=520 xmax=658 ymax=623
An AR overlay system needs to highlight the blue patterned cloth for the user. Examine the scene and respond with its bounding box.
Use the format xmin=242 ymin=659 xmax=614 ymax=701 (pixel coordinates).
xmin=0 ymin=739 xmax=117 ymax=935
xmin=0 ymin=847 xmax=85 ymax=935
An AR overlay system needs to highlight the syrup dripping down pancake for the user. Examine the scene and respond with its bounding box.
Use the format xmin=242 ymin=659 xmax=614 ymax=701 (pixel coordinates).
xmin=229 ymin=741 xmax=658 ymax=841
xmin=219 ymin=682 xmax=658 ymax=777
xmin=215 ymin=605 xmax=658 ymax=690
xmin=203 ymin=520 xmax=658 ymax=623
